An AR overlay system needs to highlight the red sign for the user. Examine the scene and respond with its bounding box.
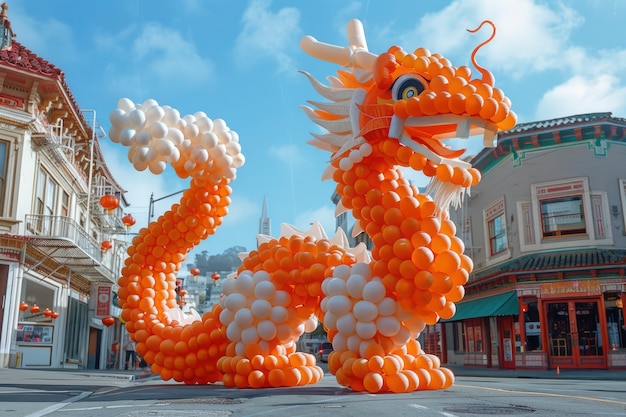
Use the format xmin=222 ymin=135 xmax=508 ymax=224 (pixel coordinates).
xmin=96 ymin=286 xmax=111 ymax=317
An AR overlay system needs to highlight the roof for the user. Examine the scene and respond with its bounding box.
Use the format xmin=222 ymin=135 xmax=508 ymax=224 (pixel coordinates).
xmin=473 ymin=248 xmax=626 ymax=280
xmin=444 ymin=291 xmax=519 ymax=321
xmin=498 ymin=112 xmax=626 ymax=137
xmin=0 ymin=40 xmax=62 ymax=78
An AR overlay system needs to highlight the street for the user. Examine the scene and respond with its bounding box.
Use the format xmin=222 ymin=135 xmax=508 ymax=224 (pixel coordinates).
xmin=1 ymin=368 xmax=625 ymax=417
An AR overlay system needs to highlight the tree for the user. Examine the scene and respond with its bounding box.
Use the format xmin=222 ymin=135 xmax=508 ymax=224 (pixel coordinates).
xmin=189 ymin=246 xmax=246 ymax=276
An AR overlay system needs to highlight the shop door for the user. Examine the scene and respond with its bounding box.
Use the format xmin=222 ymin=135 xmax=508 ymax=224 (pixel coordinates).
xmin=546 ymin=300 xmax=605 ymax=368
xmin=499 ymin=316 xmax=515 ymax=369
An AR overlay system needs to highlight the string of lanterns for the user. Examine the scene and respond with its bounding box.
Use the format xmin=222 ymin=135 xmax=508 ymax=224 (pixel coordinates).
xmin=19 ymin=301 xmax=59 ymax=319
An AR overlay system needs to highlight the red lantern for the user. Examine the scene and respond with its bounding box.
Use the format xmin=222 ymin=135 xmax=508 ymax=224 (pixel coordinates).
xmin=100 ymin=195 xmax=119 ymax=214
xmin=211 ymin=272 xmax=220 ymax=281
xmin=179 ymin=289 xmax=188 ymax=297
xmin=122 ymin=214 xmax=136 ymax=229
xmin=50 ymin=311 xmax=59 ymax=319
xmin=102 ymin=316 xmax=115 ymax=327
xmin=43 ymin=308 xmax=52 ymax=317
xmin=101 ymin=240 xmax=113 ymax=251
xmin=190 ymin=267 xmax=200 ymax=276
xmin=30 ymin=304 xmax=40 ymax=314
xmin=19 ymin=301 xmax=29 ymax=311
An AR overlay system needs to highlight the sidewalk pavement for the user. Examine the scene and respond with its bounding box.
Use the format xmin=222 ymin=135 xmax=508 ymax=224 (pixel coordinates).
xmin=1 ymin=364 xmax=624 ymax=383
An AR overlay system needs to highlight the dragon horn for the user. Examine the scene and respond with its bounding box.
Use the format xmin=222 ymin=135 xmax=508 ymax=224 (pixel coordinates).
xmin=300 ymin=19 xmax=377 ymax=70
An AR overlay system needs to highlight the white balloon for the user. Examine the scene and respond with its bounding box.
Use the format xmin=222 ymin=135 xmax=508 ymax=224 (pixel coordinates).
xmin=391 ymin=326 xmax=411 ymax=346
xmin=270 ymin=306 xmax=288 ymax=323
xmin=234 ymin=308 xmax=254 ymax=328
xmin=162 ymin=107 xmax=181 ymax=126
xmin=257 ymin=320 xmax=277 ymax=341
xmin=275 ymin=323 xmax=292 ymax=343
xmin=339 ymin=158 xmax=353 ymax=171
xmin=235 ymin=341 xmax=246 ymax=356
xmin=191 ymin=147 xmax=209 ymax=163
xmin=273 ymin=290 xmax=291 ymax=307
xmin=141 ymin=98 xmax=159 ymax=110
xmin=119 ymin=128 xmax=136 ymax=146
xmin=304 ymin=316 xmax=318 ymax=333
xmin=148 ymin=160 xmax=165 ymax=175
xmin=252 ymin=270 xmax=271 ymax=283
xmin=353 ymin=300 xmax=378 ymax=322
xmin=149 ymin=121 xmax=168 ymax=139
xmin=333 ymin=265 xmax=352 ymax=280
xmin=336 ymin=313 xmax=356 ymax=335
xmin=128 ymin=109 xmax=146 ymax=129
xmin=145 ymin=105 xmax=165 ymax=124
xmin=356 ymin=320 xmax=377 ymax=340
xmin=346 ymin=274 xmax=366 ymax=299
xmin=362 ymin=280 xmax=386 ymax=304
xmin=195 ymin=116 xmax=213 ymax=132
xmin=377 ymin=297 xmax=397 ymax=316
xmin=347 ymin=334 xmax=362 ymax=352
xmin=251 ymin=299 xmax=272 ymax=319
xmin=135 ymin=130 xmax=152 ymax=146
xmin=254 ymin=281 xmax=276 ymax=300
xmin=219 ymin=307 xmax=234 ymax=325
xmin=108 ymin=125 xmax=121 ymax=143
xmin=322 ymin=312 xmax=337 ymax=331
xmin=376 ymin=316 xmax=401 ymax=337
xmin=225 ymin=293 xmax=247 ymax=312
xmin=199 ymin=132 xmax=218 ymax=148
xmin=241 ymin=326 xmax=259 ymax=344
xmin=325 ymin=278 xmax=346 ymax=297
xmin=351 ymin=263 xmax=372 ymax=280
xmin=166 ymin=128 xmax=184 ymax=145
xmin=234 ymin=273 xmax=255 ymax=296
xmin=109 ymin=108 xmax=128 ymax=129
xmin=332 ymin=333 xmax=347 ymax=351
xmin=155 ymin=138 xmax=175 ymax=156
xmin=117 ymin=98 xmax=135 ymax=113
xmin=221 ymin=277 xmax=237 ymax=295
xmin=326 ymin=295 xmax=352 ymax=316
xmin=226 ymin=322 xmax=242 ymax=342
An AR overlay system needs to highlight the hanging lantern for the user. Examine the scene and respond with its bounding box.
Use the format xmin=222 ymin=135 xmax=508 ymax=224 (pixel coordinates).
xmin=179 ymin=289 xmax=188 ymax=297
xmin=50 ymin=311 xmax=59 ymax=319
xmin=101 ymin=240 xmax=113 ymax=252
xmin=211 ymin=272 xmax=220 ymax=282
xmin=102 ymin=316 xmax=115 ymax=327
xmin=43 ymin=308 xmax=52 ymax=317
xmin=190 ymin=267 xmax=200 ymax=276
xmin=19 ymin=301 xmax=29 ymax=311
xmin=122 ymin=213 xmax=136 ymax=230
xmin=30 ymin=304 xmax=40 ymax=314
xmin=99 ymin=194 xmax=119 ymax=214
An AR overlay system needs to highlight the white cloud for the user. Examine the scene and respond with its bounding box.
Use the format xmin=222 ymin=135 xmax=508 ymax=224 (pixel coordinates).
xmin=535 ymin=74 xmax=626 ymax=120
xmin=234 ymin=0 xmax=301 ymax=74
xmin=398 ymin=0 xmax=584 ymax=78
xmin=268 ymin=143 xmax=307 ymax=166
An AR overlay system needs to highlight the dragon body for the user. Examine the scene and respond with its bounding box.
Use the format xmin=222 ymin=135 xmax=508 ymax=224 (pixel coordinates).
xmin=112 ymin=19 xmax=515 ymax=393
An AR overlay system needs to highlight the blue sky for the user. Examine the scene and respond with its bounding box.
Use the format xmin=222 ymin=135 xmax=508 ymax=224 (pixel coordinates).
xmin=12 ymin=0 xmax=626 ymax=263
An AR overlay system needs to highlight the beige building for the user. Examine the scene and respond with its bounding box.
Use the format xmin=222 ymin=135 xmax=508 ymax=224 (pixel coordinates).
xmin=0 ymin=5 xmax=131 ymax=369
xmin=442 ymin=112 xmax=626 ymax=371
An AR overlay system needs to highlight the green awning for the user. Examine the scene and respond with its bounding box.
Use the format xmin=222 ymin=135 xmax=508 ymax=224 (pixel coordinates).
xmin=445 ymin=291 xmax=519 ymax=321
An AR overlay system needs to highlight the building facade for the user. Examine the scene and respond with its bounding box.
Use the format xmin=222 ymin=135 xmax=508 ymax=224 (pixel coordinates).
xmin=444 ymin=112 xmax=626 ymax=370
xmin=0 ymin=5 xmax=130 ymax=370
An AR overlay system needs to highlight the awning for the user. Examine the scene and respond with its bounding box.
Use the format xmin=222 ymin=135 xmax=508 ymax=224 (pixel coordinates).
xmin=445 ymin=291 xmax=519 ymax=321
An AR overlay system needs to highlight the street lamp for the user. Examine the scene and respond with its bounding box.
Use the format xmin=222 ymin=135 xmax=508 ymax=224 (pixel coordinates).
xmin=148 ymin=190 xmax=184 ymax=225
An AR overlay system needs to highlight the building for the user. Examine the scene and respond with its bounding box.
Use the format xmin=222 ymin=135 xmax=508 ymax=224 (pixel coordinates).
xmin=443 ymin=112 xmax=626 ymax=371
xmin=0 ymin=4 xmax=130 ymax=370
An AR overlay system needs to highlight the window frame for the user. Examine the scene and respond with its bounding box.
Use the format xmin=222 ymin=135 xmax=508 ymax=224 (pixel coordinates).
xmin=483 ymin=197 xmax=510 ymax=265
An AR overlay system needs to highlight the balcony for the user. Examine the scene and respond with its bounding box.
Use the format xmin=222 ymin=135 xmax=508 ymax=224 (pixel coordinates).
xmin=23 ymin=214 xmax=120 ymax=282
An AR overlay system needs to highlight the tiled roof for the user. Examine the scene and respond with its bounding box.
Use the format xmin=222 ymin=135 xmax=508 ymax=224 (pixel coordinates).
xmin=474 ymin=249 xmax=626 ymax=279
xmin=499 ymin=112 xmax=626 ymax=137
xmin=0 ymin=40 xmax=62 ymax=78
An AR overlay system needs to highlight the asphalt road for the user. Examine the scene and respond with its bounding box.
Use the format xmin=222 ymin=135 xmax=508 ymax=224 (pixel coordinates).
xmin=1 ymin=368 xmax=625 ymax=417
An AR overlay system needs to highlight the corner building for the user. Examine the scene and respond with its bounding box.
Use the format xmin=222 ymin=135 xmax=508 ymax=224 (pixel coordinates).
xmin=0 ymin=5 xmax=130 ymax=370
xmin=443 ymin=112 xmax=626 ymax=371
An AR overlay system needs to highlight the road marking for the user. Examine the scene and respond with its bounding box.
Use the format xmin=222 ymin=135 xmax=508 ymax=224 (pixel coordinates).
xmin=456 ymin=384 xmax=626 ymax=406
xmin=408 ymin=403 xmax=458 ymax=417
xmin=242 ymin=396 xmax=346 ymax=416
xmin=23 ymin=391 xmax=92 ymax=417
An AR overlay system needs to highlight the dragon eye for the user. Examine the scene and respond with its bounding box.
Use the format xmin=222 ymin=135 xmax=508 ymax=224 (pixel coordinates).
xmin=392 ymin=74 xmax=426 ymax=101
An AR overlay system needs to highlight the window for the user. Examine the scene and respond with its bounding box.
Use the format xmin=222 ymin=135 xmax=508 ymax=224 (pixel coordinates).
xmin=488 ymin=213 xmax=507 ymax=255
xmin=464 ymin=319 xmax=484 ymax=352
xmin=61 ymin=191 xmax=69 ymax=217
xmin=36 ymin=168 xmax=57 ymax=216
xmin=484 ymin=197 xmax=508 ymax=261
xmin=540 ymin=195 xmax=585 ymax=237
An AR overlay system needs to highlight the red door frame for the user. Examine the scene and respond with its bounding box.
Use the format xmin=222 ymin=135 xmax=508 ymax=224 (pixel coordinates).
xmin=498 ymin=316 xmax=515 ymax=369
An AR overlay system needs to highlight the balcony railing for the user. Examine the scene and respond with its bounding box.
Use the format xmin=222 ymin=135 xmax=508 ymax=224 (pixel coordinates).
xmin=25 ymin=214 xmax=102 ymax=261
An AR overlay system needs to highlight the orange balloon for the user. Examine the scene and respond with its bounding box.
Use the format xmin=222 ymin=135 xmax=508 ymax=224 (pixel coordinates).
xmin=363 ymin=372 xmax=384 ymax=393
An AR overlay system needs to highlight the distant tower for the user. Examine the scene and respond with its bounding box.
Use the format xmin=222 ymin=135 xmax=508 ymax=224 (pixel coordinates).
xmin=259 ymin=196 xmax=271 ymax=236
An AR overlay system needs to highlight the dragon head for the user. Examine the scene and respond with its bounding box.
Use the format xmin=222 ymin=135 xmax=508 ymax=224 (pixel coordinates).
xmin=301 ymin=19 xmax=516 ymax=210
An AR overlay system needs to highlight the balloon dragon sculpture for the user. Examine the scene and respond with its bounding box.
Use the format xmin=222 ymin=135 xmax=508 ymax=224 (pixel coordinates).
xmin=110 ymin=19 xmax=516 ymax=393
